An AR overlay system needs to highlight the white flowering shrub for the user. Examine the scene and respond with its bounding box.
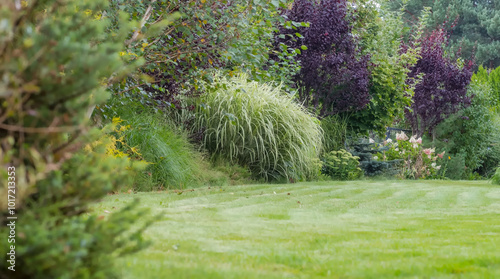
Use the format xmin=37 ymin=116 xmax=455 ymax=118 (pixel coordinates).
xmin=374 ymin=132 xmax=449 ymax=179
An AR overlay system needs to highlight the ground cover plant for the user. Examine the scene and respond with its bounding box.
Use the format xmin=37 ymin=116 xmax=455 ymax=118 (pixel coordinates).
xmin=95 ymin=180 xmax=500 ymax=278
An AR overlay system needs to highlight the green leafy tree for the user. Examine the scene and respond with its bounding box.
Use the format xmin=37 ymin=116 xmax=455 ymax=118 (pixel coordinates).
xmin=473 ymin=65 xmax=500 ymax=112
xmin=345 ymin=2 xmax=423 ymax=136
xmin=98 ymin=0 xmax=298 ymax=119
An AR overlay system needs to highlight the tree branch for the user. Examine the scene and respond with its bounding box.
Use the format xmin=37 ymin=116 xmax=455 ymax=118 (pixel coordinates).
xmin=124 ymin=0 xmax=157 ymax=47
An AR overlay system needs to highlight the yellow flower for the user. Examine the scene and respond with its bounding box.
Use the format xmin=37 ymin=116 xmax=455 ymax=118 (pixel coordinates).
xmin=112 ymin=117 xmax=123 ymax=124
xmin=448 ymin=156 xmax=451 ymax=160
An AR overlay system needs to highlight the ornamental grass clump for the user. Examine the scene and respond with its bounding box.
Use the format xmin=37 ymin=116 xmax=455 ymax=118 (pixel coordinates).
xmin=194 ymin=73 xmax=323 ymax=181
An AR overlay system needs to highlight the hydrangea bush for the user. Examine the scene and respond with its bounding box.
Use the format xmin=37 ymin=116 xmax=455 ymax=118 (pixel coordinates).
xmin=374 ymin=132 xmax=448 ymax=179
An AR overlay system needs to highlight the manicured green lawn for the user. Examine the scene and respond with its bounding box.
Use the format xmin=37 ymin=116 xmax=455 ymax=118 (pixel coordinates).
xmin=94 ymin=180 xmax=500 ymax=278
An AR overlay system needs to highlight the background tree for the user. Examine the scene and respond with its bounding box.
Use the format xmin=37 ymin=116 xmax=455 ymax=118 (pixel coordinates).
xmin=344 ymin=1 xmax=423 ymax=136
xmin=473 ymin=65 xmax=500 ymax=112
xmin=98 ymin=0 xmax=297 ymax=119
xmin=388 ymin=0 xmax=500 ymax=68
xmin=404 ymin=29 xmax=473 ymax=137
xmin=276 ymin=0 xmax=371 ymax=117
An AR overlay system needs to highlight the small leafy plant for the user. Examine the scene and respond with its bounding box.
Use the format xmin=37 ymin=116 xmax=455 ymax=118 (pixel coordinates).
xmin=322 ymin=149 xmax=363 ymax=180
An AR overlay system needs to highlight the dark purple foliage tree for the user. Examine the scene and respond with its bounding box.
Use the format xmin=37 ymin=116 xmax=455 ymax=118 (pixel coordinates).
xmin=404 ymin=29 xmax=473 ymax=137
xmin=276 ymin=0 xmax=370 ymax=117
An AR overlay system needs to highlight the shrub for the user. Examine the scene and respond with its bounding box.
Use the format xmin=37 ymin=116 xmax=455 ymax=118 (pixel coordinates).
xmin=478 ymin=135 xmax=500 ymax=178
xmin=473 ymin=66 xmax=500 ymax=113
xmin=0 ymin=0 xmax=151 ymax=277
xmin=99 ymin=0 xmax=297 ymax=116
xmin=491 ymin=167 xmax=500 ymax=185
xmin=440 ymin=152 xmax=467 ymax=180
xmin=346 ymin=3 xmax=421 ymax=136
xmin=322 ymin=150 xmax=363 ymax=180
xmin=375 ymin=132 xmax=446 ymax=179
xmin=193 ymin=73 xmax=323 ymax=181
xmin=434 ymin=72 xmax=500 ymax=175
xmin=276 ymin=0 xmax=371 ymax=117
xmin=321 ymin=115 xmax=349 ymax=154
xmin=404 ymin=29 xmax=473 ymax=137
xmin=2 ymin=131 xmax=151 ymax=279
xmin=350 ymin=139 xmax=402 ymax=177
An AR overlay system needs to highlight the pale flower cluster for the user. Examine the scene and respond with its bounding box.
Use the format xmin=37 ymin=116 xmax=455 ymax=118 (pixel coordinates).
xmin=390 ymin=131 xmax=445 ymax=177
xmin=395 ymin=131 xmax=409 ymax=141
xmin=431 ymin=162 xmax=441 ymax=170
xmin=409 ymin=135 xmax=422 ymax=148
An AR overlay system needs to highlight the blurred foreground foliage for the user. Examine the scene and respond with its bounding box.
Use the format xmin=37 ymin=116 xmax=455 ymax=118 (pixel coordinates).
xmin=0 ymin=0 xmax=154 ymax=277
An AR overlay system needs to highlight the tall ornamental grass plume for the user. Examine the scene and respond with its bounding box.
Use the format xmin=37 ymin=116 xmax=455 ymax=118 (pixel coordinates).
xmin=193 ymin=73 xmax=323 ymax=181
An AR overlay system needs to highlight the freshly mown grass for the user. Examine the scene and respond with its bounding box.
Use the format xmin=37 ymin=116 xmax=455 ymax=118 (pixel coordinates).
xmin=94 ymin=180 xmax=500 ymax=278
